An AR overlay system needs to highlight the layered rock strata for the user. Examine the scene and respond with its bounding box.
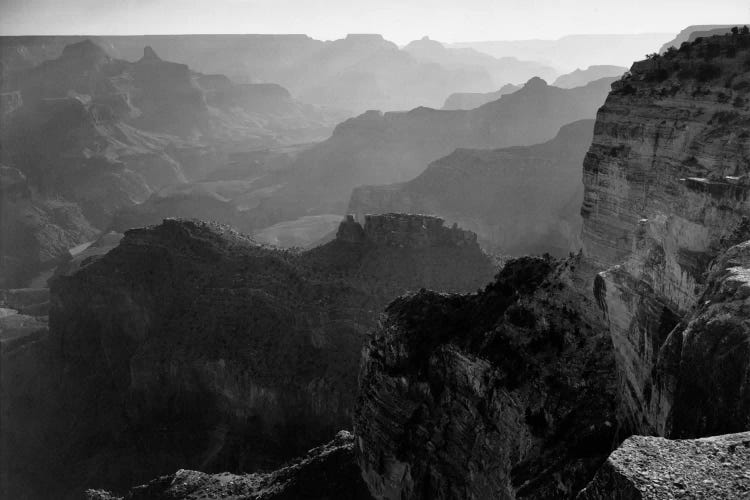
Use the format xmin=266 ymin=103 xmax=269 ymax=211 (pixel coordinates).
xmin=581 ymin=32 xmax=750 ymax=435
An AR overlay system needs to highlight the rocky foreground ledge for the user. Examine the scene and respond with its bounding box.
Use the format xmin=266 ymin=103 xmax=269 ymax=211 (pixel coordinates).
xmin=578 ymin=432 xmax=750 ymax=499
xmin=84 ymin=431 xmax=372 ymax=500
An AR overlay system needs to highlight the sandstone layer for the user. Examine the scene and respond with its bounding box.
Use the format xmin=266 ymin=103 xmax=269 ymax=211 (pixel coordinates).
xmin=581 ymin=32 xmax=750 ymax=435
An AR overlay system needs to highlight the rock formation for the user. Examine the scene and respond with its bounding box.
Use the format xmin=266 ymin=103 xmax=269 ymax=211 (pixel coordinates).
xmin=581 ymin=31 xmax=750 ymax=436
xmin=577 ymin=432 xmax=750 ymax=499
xmin=84 ymin=431 xmax=373 ymax=500
xmin=354 ymin=255 xmax=618 ymax=499
xmin=1 ymin=215 xmax=495 ymax=500
xmin=348 ymin=119 xmax=595 ymax=257
xmin=352 ymin=32 xmax=750 ymax=499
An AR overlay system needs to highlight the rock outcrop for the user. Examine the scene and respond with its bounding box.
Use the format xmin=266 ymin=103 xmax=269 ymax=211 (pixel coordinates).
xmin=577 ymin=432 xmax=750 ymax=499
xmin=581 ymin=31 xmax=750 ymax=435
xmin=84 ymin=431 xmax=373 ymax=500
xmin=352 ymin=32 xmax=750 ymax=500
xmin=348 ymin=119 xmax=595 ymax=257
xmin=354 ymin=255 xmax=618 ymax=499
xmin=1 ymin=215 xmax=495 ymax=500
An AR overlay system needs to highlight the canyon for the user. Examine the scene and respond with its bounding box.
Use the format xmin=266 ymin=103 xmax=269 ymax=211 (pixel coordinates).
xmin=2 ymin=26 xmax=750 ymax=500
xmin=348 ymin=119 xmax=595 ymax=256
xmin=1 ymin=214 xmax=495 ymax=499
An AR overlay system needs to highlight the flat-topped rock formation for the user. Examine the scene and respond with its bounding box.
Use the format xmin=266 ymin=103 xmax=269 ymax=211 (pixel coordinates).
xmin=347 ymin=119 xmax=595 ymax=257
xmin=1 ymin=215 xmax=495 ymax=499
xmin=552 ymin=65 xmax=627 ymax=89
xmin=577 ymin=432 xmax=750 ymax=499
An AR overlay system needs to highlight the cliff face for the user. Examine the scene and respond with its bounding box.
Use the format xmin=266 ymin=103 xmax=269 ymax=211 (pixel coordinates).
xmin=348 ymin=120 xmax=594 ymax=257
xmin=1 ymin=215 xmax=495 ymax=500
xmin=352 ymin=33 xmax=750 ymax=500
xmin=581 ymin=33 xmax=750 ymax=435
xmin=354 ymin=256 xmax=618 ymax=499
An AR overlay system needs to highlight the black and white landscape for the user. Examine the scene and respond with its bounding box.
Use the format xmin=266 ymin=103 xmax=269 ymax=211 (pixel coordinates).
xmin=1 ymin=1 xmax=749 ymax=499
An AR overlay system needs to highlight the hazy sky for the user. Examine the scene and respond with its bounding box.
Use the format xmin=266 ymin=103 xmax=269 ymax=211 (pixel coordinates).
xmin=1 ymin=0 xmax=748 ymax=43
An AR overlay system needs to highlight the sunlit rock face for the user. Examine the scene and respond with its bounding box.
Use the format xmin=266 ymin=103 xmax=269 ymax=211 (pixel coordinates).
xmin=354 ymin=256 xmax=618 ymax=499
xmin=1 ymin=215 xmax=495 ymax=500
xmin=581 ymin=33 xmax=750 ymax=434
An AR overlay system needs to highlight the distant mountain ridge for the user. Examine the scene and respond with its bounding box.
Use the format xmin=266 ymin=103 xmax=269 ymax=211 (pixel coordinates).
xmin=1 ymin=34 xmax=553 ymax=113
xmin=348 ymin=119 xmax=595 ymax=257
xmin=0 ymin=40 xmax=342 ymax=287
xmin=255 ymin=76 xmax=615 ymax=223
xmin=450 ymin=33 xmax=672 ymax=72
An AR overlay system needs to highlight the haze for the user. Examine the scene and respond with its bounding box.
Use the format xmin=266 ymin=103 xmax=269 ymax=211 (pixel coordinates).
xmin=1 ymin=0 xmax=747 ymax=43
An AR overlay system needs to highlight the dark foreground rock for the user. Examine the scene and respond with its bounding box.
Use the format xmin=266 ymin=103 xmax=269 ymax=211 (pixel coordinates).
xmin=354 ymin=255 xmax=619 ymax=499
xmin=84 ymin=431 xmax=373 ymax=500
xmin=577 ymin=432 xmax=750 ymax=499
xmin=2 ymin=215 xmax=494 ymax=500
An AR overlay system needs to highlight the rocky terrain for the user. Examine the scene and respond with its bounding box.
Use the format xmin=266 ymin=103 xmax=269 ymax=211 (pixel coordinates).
xmin=578 ymin=432 xmax=750 ymax=499
xmin=1 ymin=214 xmax=495 ymax=500
xmin=263 ymin=77 xmax=615 ymax=221
xmin=351 ymin=31 xmax=750 ymax=499
xmin=354 ymin=254 xmax=618 ymax=499
xmin=581 ymin=31 xmax=750 ymax=436
xmin=348 ymin=119 xmax=594 ymax=256
xmin=0 ymin=40 xmax=341 ymax=287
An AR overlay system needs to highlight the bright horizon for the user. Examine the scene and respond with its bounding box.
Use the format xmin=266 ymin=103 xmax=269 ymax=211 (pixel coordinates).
xmin=1 ymin=0 xmax=748 ymax=45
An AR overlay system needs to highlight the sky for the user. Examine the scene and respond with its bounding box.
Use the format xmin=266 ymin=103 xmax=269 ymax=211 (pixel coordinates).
xmin=1 ymin=0 xmax=748 ymax=44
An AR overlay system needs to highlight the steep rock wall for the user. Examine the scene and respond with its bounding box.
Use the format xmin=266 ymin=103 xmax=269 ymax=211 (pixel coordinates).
xmin=581 ymin=33 xmax=750 ymax=434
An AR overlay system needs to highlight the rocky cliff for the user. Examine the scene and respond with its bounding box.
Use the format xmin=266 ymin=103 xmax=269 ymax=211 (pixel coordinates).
xmin=1 ymin=215 xmax=495 ymax=500
xmin=348 ymin=119 xmax=594 ymax=257
xmin=354 ymin=255 xmax=618 ymax=499
xmin=581 ymin=31 xmax=750 ymax=436
xmin=352 ymin=31 xmax=750 ymax=500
